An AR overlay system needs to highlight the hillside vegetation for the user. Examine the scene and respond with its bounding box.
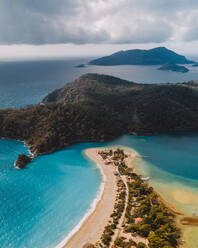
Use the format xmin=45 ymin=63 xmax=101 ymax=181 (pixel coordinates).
xmin=1 ymin=73 xmax=198 ymax=155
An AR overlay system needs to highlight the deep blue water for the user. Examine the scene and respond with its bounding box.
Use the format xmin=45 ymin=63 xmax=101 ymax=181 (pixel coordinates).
xmin=1 ymin=57 xmax=198 ymax=109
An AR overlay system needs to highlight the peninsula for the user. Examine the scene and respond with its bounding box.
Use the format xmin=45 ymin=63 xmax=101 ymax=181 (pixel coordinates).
xmin=89 ymin=47 xmax=194 ymax=66
xmin=65 ymin=148 xmax=181 ymax=248
xmin=1 ymin=73 xmax=198 ymax=157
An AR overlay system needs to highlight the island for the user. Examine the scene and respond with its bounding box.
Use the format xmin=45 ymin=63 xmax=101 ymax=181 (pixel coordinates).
xmin=158 ymin=63 xmax=189 ymax=73
xmin=1 ymin=73 xmax=198 ymax=157
xmin=75 ymin=64 xmax=86 ymax=68
xmin=15 ymin=154 xmax=33 ymax=169
xmin=89 ymin=47 xmax=194 ymax=66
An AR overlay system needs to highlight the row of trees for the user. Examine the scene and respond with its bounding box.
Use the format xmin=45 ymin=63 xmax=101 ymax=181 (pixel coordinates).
xmin=100 ymin=179 xmax=126 ymax=247
xmin=124 ymin=174 xmax=181 ymax=248
xmin=94 ymin=148 xmax=181 ymax=248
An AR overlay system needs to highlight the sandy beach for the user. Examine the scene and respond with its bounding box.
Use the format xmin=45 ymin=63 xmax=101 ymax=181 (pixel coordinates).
xmin=63 ymin=148 xmax=118 ymax=248
xmin=62 ymin=146 xmax=188 ymax=248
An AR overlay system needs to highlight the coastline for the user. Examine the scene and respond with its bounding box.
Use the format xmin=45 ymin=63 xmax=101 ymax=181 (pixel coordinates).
xmin=0 ymin=138 xmax=36 ymax=168
xmin=11 ymin=139 xmax=193 ymax=247
xmin=55 ymin=160 xmax=105 ymax=248
xmin=61 ymin=148 xmax=119 ymax=248
xmin=2 ymin=138 xmax=187 ymax=247
xmin=59 ymin=146 xmax=184 ymax=248
xmin=129 ymin=148 xmax=198 ymax=248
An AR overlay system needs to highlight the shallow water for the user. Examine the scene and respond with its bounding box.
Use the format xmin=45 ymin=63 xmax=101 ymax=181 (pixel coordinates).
xmin=108 ymin=134 xmax=198 ymax=248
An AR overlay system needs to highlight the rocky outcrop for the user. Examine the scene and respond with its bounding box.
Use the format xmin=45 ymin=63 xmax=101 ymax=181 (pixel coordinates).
xmin=15 ymin=154 xmax=32 ymax=169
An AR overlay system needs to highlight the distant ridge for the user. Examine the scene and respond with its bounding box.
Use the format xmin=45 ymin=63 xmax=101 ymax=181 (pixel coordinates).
xmin=89 ymin=47 xmax=194 ymax=66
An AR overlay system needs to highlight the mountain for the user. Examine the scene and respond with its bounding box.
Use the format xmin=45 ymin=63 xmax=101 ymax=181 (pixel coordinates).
xmin=89 ymin=47 xmax=194 ymax=66
xmin=1 ymin=73 xmax=198 ymax=156
xmin=158 ymin=63 xmax=189 ymax=73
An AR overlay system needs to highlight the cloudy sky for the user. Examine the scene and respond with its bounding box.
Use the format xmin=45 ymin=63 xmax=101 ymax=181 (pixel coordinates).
xmin=1 ymin=0 xmax=198 ymax=59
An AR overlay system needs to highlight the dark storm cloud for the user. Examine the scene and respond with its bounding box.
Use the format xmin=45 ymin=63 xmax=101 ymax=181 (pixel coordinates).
xmin=0 ymin=0 xmax=197 ymax=45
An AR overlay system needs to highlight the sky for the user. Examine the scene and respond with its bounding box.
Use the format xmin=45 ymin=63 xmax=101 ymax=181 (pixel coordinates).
xmin=1 ymin=0 xmax=198 ymax=59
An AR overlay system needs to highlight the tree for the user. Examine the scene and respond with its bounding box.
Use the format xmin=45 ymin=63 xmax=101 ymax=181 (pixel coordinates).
xmin=148 ymin=233 xmax=168 ymax=248
xmin=138 ymin=224 xmax=151 ymax=237
xmin=125 ymin=223 xmax=139 ymax=233
xmin=137 ymin=242 xmax=147 ymax=248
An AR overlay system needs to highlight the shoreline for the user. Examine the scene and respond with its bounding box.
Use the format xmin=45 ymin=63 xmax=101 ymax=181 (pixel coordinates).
xmin=2 ymin=139 xmax=197 ymax=247
xmin=55 ymin=148 xmax=106 ymax=248
xmin=61 ymin=148 xmax=119 ymax=248
xmin=0 ymin=138 xmax=36 ymax=168
xmin=59 ymin=146 xmax=184 ymax=248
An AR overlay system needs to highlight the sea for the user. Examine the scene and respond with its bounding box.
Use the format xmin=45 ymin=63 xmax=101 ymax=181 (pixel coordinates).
xmin=1 ymin=56 xmax=198 ymax=109
xmin=0 ymin=57 xmax=198 ymax=247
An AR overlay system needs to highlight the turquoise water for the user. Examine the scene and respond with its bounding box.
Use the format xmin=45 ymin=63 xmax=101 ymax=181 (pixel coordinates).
xmin=0 ymin=140 xmax=101 ymax=248
xmin=1 ymin=134 xmax=198 ymax=247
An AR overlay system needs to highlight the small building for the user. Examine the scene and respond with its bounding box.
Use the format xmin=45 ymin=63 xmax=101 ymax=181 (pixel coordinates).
xmin=135 ymin=217 xmax=143 ymax=224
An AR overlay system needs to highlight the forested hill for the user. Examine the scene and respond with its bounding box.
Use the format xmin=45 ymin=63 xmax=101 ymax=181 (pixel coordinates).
xmin=89 ymin=47 xmax=194 ymax=66
xmin=1 ymin=73 xmax=198 ymax=155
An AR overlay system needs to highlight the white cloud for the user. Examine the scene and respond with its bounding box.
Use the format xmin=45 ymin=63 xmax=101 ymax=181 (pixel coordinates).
xmin=0 ymin=0 xmax=198 ymax=45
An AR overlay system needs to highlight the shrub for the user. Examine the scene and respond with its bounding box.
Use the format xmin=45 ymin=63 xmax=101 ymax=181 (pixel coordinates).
xmin=137 ymin=242 xmax=147 ymax=248
xmin=138 ymin=224 xmax=151 ymax=237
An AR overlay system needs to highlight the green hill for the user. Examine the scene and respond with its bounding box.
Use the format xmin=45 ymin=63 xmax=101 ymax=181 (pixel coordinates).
xmin=1 ymin=73 xmax=198 ymax=155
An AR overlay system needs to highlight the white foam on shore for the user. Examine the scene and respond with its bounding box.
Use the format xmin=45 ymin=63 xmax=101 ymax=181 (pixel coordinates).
xmin=23 ymin=141 xmax=35 ymax=157
xmin=55 ymin=150 xmax=106 ymax=248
